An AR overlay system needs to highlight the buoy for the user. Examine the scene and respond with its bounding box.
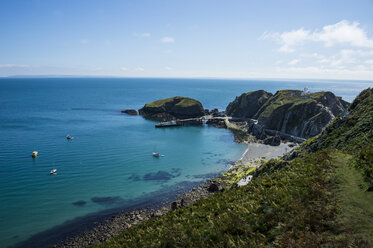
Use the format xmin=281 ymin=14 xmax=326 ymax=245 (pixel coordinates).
xmin=32 ymin=151 xmax=38 ymax=158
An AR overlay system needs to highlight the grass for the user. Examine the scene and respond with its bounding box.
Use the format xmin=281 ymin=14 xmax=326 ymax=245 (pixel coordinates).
xmin=216 ymin=163 xmax=257 ymax=185
xmin=331 ymin=152 xmax=373 ymax=247
xmin=257 ymin=90 xmax=318 ymax=119
xmin=144 ymin=96 xmax=201 ymax=108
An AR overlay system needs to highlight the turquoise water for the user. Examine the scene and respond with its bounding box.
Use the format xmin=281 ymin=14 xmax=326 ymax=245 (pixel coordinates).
xmin=0 ymin=78 xmax=371 ymax=247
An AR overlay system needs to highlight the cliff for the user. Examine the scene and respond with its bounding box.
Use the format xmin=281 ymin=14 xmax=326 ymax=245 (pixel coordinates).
xmin=138 ymin=96 xmax=204 ymax=120
xmin=226 ymin=89 xmax=349 ymax=139
xmin=301 ymin=87 xmax=373 ymax=153
xmin=226 ymin=90 xmax=273 ymax=118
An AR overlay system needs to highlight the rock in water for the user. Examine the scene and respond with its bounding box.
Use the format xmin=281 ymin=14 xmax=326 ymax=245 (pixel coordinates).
xmin=121 ymin=109 xmax=138 ymax=115
xmin=138 ymin=96 xmax=204 ymax=120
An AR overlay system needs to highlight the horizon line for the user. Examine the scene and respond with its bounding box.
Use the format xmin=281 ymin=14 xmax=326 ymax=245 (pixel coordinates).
xmin=0 ymin=74 xmax=372 ymax=83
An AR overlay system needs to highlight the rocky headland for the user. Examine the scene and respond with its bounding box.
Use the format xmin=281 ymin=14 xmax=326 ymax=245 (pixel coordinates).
xmin=138 ymin=96 xmax=204 ymax=120
xmin=217 ymin=89 xmax=350 ymax=145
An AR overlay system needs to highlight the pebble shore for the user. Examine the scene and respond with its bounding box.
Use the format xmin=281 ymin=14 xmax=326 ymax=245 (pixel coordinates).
xmin=54 ymin=178 xmax=222 ymax=248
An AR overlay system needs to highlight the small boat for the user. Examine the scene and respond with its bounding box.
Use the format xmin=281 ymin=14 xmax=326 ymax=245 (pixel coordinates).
xmin=153 ymin=152 xmax=160 ymax=158
xmin=66 ymin=135 xmax=73 ymax=140
xmin=50 ymin=169 xmax=57 ymax=175
xmin=155 ymin=120 xmax=181 ymax=128
xmin=32 ymin=151 xmax=38 ymax=158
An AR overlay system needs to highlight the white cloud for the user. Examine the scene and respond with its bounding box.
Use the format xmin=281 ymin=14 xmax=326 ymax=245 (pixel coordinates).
xmin=300 ymin=53 xmax=324 ymax=59
xmin=279 ymin=29 xmax=311 ymax=52
xmin=288 ymin=59 xmax=300 ymax=65
xmin=120 ymin=67 xmax=128 ymax=71
xmin=135 ymin=67 xmax=145 ymax=72
xmin=316 ymin=49 xmax=364 ymax=69
xmin=165 ymin=66 xmax=172 ymax=71
xmin=262 ymin=20 xmax=373 ymax=53
xmin=160 ymin=37 xmax=175 ymax=43
xmin=315 ymin=20 xmax=373 ymax=47
xmin=0 ymin=64 xmax=29 ymax=68
xmin=134 ymin=33 xmax=151 ymax=38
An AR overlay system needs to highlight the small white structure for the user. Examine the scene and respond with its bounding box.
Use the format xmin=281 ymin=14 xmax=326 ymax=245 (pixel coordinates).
xmin=301 ymin=87 xmax=310 ymax=96
xmin=237 ymin=175 xmax=253 ymax=187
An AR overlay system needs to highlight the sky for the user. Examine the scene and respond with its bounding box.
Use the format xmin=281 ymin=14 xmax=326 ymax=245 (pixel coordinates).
xmin=0 ymin=0 xmax=373 ymax=80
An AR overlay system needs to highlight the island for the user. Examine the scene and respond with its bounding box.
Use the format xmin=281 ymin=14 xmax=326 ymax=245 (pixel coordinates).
xmin=138 ymin=96 xmax=205 ymax=120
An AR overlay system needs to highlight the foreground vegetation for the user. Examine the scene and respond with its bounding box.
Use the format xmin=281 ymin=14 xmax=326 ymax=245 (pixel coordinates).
xmin=95 ymin=88 xmax=373 ymax=247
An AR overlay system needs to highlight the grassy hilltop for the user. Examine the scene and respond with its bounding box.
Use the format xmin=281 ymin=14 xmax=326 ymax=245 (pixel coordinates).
xmin=138 ymin=96 xmax=204 ymax=120
xmin=95 ymin=89 xmax=373 ymax=248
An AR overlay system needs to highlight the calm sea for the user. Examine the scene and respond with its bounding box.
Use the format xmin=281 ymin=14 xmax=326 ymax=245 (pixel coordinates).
xmin=0 ymin=78 xmax=371 ymax=247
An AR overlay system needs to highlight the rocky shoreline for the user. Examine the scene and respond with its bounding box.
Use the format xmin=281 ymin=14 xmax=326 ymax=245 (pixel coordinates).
xmin=54 ymin=176 xmax=229 ymax=247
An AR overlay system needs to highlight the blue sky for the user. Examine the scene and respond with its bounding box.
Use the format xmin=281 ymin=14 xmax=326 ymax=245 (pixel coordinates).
xmin=1 ymin=0 xmax=373 ymax=80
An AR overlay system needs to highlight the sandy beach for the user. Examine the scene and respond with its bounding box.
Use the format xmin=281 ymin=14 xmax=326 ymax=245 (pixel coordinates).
xmin=239 ymin=142 xmax=294 ymax=164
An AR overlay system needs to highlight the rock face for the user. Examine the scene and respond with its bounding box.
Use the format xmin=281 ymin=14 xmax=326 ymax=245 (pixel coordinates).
xmin=226 ymin=90 xmax=273 ymax=118
xmin=138 ymin=96 xmax=204 ymax=120
xmin=226 ymin=90 xmax=349 ymax=139
xmin=121 ymin=109 xmax=138 ymax=115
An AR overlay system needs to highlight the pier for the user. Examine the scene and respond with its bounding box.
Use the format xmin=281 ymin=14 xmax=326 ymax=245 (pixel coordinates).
xmin=155 ymin=116 xmax=231 ymax=128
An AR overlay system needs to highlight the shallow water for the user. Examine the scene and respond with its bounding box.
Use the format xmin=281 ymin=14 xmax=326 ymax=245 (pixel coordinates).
xmin=0 ymin=77 xmax=371 ymax=247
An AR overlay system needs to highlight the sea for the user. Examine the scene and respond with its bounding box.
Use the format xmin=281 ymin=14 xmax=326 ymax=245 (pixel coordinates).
xmin=0 ymin=77 xmax=371 ymax=247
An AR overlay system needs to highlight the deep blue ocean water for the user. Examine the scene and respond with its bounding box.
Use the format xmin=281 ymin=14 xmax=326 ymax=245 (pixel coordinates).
xmin=0 ymin=77 xmax=371 ymax=247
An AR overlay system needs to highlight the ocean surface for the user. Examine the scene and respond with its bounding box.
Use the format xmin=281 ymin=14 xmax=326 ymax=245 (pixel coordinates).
xmin=0 ymin=77 xmax=371 ymax=247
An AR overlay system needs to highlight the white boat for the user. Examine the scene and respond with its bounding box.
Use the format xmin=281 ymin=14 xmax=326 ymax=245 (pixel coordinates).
xmin=32 ymin=151 xmax=38 ymax=158
xmin=66 ymin=135 xmax=73 ymax=140
xmin=50 ymin=169 xmax=57 ymax=174
xmin=152 ymin=152 xmax=160 ymax=158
